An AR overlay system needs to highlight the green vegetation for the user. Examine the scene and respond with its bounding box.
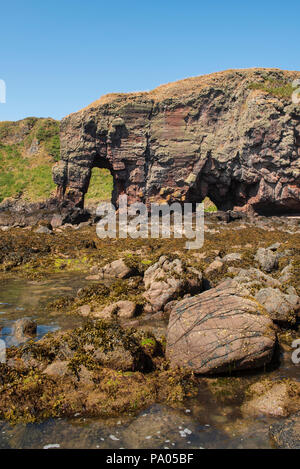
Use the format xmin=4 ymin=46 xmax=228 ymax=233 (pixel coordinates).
xmin=0 ymin=118 xmax=59 ymax=203
xmin=86 ymin=167 xmax=113 ymax=202
xmin=203 ymin=196 xmax=218 ymax=212
xmin=248 ymin=79 xmax=294 ymax=99
xmin=0 ymin=116 xmax=113 ymax=204
xmin=35 ymin=119 xmax=60 ymax=162
xmin=0 ymin=144 xmax=56 ymax=202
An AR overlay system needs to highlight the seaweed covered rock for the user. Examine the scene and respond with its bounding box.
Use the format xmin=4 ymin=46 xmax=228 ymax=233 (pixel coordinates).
xmin=254 ymin=247 xmax=279 ymax=272
xmin=22 ymin=320 xmax=158 ymax=373
xmin=166 ymin=279 xmax=276 ymax=374
xmin=242 ymin=379 xmax=300 ymax=418
xmin=143 ymin=256 xmax=203 ymax=313
xmin=0 ymin=320 xmax=198 ymax=424
xmin=93 ymin=300 xmax=137 ymax=319
xmin=229 ymin=267 xmax=281 ymax=291
xmin=269 ymin=412 xmax=300 ymax=449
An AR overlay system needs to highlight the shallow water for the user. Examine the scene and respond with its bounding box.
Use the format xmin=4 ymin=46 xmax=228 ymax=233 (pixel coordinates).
xmin=0 ymin=274 xmax=87 ymax=346
xmin=0 ymin=403 xmax=279 ymax=449
xmin=0 ymin=275 xmax=299 ymax=449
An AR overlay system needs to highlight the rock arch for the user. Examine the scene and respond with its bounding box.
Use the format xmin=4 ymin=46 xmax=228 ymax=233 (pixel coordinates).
xmin=53 ymin=69 xmax=300 ymax=215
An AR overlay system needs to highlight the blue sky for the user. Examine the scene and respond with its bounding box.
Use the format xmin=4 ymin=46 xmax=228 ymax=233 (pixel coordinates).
xmin=1 ymin=0 xmax=299 ymax=121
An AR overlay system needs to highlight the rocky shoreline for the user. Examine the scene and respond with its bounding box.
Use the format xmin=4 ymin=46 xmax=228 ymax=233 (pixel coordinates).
xmin=0 ymin=213 xmax=299 ymax=448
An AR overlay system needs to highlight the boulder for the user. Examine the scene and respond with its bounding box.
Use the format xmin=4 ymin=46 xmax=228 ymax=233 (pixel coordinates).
xmin=254 ymin=247 xmax=279 ymax=272
xmin=100 ymin=259 xmax=135 ymax=279
xmin=143 ymin=256 xmax=203 ymax=313
xmin=255 ymin=287 xmax=299 ymax=324
xmin=222 ymin=252 xmax=242 ymax=262
xmin=13 ymin=318 xmax=37 ymax=343
xmin=166 ymin=279 xmax=276 ymax=374
xmin=230 ymin=267 xmax=281 ymax=291
xmin=93 ymin=300 xmax=137 ymax=319
xmin=204 ymin=258 xmax=224 ymax=275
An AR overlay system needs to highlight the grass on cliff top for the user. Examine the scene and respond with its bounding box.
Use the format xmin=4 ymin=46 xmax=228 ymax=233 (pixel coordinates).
xmin=82 ymin=69 xmax=300 ymax=111
xmin=248 ymin=79 xmax=295 ymax=100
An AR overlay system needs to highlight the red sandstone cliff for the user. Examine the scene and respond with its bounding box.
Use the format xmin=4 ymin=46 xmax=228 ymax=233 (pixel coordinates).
xmin=53 ymin=69 xmax=300 ymax=214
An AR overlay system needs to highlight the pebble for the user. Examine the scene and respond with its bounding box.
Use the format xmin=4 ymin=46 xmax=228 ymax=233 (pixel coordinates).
xmin=109 ymin=435 xmax=119 ymax=441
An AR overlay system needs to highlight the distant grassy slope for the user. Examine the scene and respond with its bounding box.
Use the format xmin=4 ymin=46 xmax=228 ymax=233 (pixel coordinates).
xmin=0 ymin=118 xmax=59 ymax=203
xmin=0 ymin=118 xmax=113 ymax=204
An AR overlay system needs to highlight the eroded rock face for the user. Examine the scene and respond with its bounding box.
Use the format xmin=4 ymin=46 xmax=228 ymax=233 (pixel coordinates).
xmin=54 ymin=69 xmax=300 ymax=214
xmin=166 ymin=279 xmax=276 ymax=374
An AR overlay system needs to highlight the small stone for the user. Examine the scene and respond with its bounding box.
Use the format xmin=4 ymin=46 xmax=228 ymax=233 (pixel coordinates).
xmin=93 ymin=300 xmax=137 ymax=319
xmin=78 ymin=304 xmax=91 ymax=316
xmin=204 ymin=259 xmax=223 ymax=275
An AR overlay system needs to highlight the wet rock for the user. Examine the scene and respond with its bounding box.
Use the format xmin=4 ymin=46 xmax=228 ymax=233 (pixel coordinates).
xmin=242 ymin=380 xmax=300 ymax=418
xmin=143 ymin=256 xmax=203 ymax=313
xmin=254 ymin=247 xmax=279 ymax=272
xmin=93 ymin=300 xmax=137 ymax=319
xmin=166 ymin=279 xmax=276 ymax=374
xmin=13 ymin=318 xmax=37 ymax=343
xmin=255 ymin=287 xmax=299 ymax=325
xmin=101 ymin=259 xmax=135 ymax=279
xmin=269 ymin=412 xmax=300 ymax=448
